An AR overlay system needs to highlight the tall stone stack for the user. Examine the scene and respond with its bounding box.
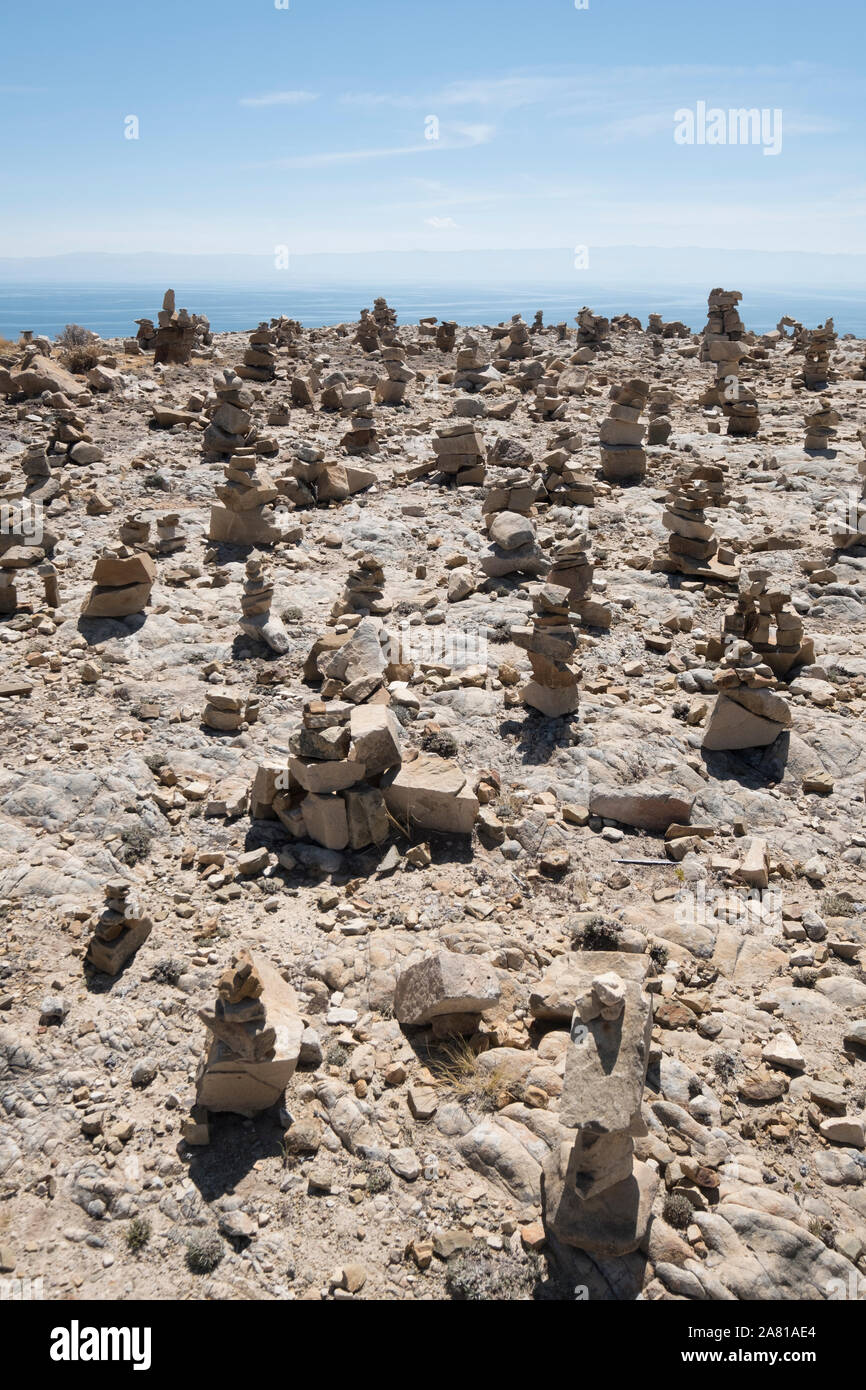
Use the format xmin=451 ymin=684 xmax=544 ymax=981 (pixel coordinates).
xmin=702 ymin=639 xmax=793 ymax=751
xmin=208 ymin=448 xmax=283 ymax=546
xmin=435 ymin=320 xmax=457 ymax=353
xmin=195 ymin=951 xmax=304 ymax=1118
xmin=341 ymin=411 xmax=377 ymax=454
xmin=371 ymin=296 xmax=397 ymax=341
xmin=432 ymin=422 xmax=486 ymax=486
xmin=699 ymin=288 xmax=759 ymax=435
xmin=136 ymin=289 xmax=210 ymax=365
xmin=575 ymin=307 xmax=610 ymax=352
xmin=81 ymin=548 xmax=156 ymax=619
xmin=203 ymin=370 xmax=253 ymax=459
xmin=804 ymin=396 xmax=840 ymax=451
xmin=330 ymin=553 xmax=388 ymax=621
xmin=647 ymin=386 xmax=675 ymax=445
xmin=238 ymin=557 xmax=289 ymax=653
xmin=85 ymin=880 xmax=153 ymax=976
xmin=155 ymin=513 xmax=186 ymax=555
xmin=707 ymin=571 xmax=813 ymax=679
xmin=356 ymin=309 xmax=379 ymax=353
xmin=653 ymin=462 xmax=738 ymax=582
xmin=800 ymin=320 xmax=837 ymax=389
xmin=375 ymin=345 xmax=413 ymax=404
xmin=542 ymin=958 xmax=657 ymax=1258
xmin=548 ymin=533 xmax=610 ymax=628
xmin=510 ymin=582 xmax=581 ymax=716
xmin=599 ymin=379 xmax=649 ymax=482
xmin=237 ymin=323 xmax=277 ymax=383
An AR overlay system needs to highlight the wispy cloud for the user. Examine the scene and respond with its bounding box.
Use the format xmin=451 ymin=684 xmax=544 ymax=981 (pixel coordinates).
xmin=425 ymin=216 xmax=459 ymax=229
xmin=253 ymin=123 xmax=494 ymax=169
xmin=239 ymin=90 xmax=319 ymax=108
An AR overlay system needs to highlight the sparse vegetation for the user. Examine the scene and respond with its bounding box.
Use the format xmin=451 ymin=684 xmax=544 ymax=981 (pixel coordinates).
xmin=118 ymin=824 xmax=153 ymax=865
xmin=185 ymin=1230 xmax=224 ymax=1274
xmin=124 ymin=1217 xmax=151 ymax=1253
xmin=446 ymin=1245 xmax=539 ymax=1300
xmin=429 ymin=1037 xmax=517 ymax=1112
xmin=663 ymin=1192 xmax=694 ymax=1230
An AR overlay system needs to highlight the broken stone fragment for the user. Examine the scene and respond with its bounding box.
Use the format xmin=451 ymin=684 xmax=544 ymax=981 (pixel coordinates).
xmin=394 ymin=950 xmax=501 ymax=1026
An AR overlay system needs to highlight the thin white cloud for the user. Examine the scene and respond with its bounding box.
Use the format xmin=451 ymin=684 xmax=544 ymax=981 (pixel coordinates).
xmin=239 ymin=90 xmax=319 ymax=107
xmin=253 ymin=123 xmax=494 ymax=169
xmin=425 ymin=216 xmax=459 ymax=228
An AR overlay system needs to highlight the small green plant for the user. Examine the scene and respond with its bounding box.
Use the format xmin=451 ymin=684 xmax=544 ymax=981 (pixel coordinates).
xmin=185 ymin=1229 xmax=224 ymax=1274
xmin=61 ymin=344 xmax=101 ymax=374
xmin=445 ymin=1246 xmax=539 ymax=1301
xmin=125 ymin=1217 xmax=151 ymax=1253
xmin=821 ymin=891 xmax=854 ymax=918
xmin=364 ymin=1164 xmax=392 ymax=1194
xmin=572 ymin=915 xmax=621 ymax=951
xmin=118 ymin=824 xmax=153 ymax=865
xmin=663 ymin=1192 xmax=693 ymax=1230
xmin=325 ymin=1044 xmax=349 ymax=1068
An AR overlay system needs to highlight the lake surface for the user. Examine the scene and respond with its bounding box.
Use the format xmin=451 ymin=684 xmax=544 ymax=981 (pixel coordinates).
xmin=2 ymin=281 xmax=865 ymax=340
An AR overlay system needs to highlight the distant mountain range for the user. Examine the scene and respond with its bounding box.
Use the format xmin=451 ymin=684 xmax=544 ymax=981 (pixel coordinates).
xmin=1 ymin=246 xmax=864 ymax=289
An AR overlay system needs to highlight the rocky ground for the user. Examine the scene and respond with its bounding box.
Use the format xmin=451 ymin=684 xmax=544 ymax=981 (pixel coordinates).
xmin=1 ymin=301 xmax=865 ymax=1303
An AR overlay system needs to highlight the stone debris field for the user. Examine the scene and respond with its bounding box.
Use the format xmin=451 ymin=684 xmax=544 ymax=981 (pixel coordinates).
xmin=1 ymin=288 xmax=866 ymax=1302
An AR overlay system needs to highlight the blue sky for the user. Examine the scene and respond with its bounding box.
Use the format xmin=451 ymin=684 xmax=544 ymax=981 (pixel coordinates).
xmin=0 ymin=0 xmax=863 ymax=258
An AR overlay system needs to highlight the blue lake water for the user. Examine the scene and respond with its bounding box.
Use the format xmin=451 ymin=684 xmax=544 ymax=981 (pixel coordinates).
xmin=1 ymin=281 xmax=865 ymax=341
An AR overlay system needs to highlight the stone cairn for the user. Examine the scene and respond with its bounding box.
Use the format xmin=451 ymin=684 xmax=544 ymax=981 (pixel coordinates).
xmin=155 ymin=513 xmax=186 ymax=555
xmin=341 ymin=408 xmax=377 ymax=454
xmin=435 ymin=320 xmax=457 ymax=353
xmin=800 ymin=319 xmax=837 ymax=389
xmin=480 ymin=479 xmax=547 ymax=580
xmin=254 ymin=699 xmax=400 ymax=851
xmin=432 ymin=422 xmax=486 ymax=487
xmin=279 ymin=442 xmax=375 ymax=508
xmin=48 ymin=402 xmax=99 ymax=462
xmin=203 ymin=369 xmax=253 ymax=459
xmin=453 ymin=337 xmax=499 ymax=393
xmin=20 ymin=444 xmax=55 ymax=502
xmin=85 ymin=879 xmax=153 ymax=976
xmin=495 ymin=315 xmax=531 ymax=360
xmin=699 ymin=289 xmax=759 ymax=436
xmin=599 ymin=378 xmax=649 ymax=482
xmin=236 ymin=323 xmax=277 ymax=382
xmin=702 ymin=638 xmax=793 ymax=752
xmin=804 ymin=396 xmax=840 ymax=451
xmin=540 ymin=444 xmax=595 ymax=507
xmin=203 ymin=688 xmax=258 ymax=732
xmin=575 ymin=307 xmax=610 ymax=353
xmin=238 ymin=557 xmax=288 ymax=654
xmin=356 ymin=309 xmax=379 ymax=353
xmin=119 ymin=513 xmax=150 ymax=550
xmin=252 ymin=696 xmax=478 ymax=850
xmin=194 ymin=951 xmax=304 ymax=1123
xmin=707 ymin=570 xmax=813 ymax=679
xmin=653 ymin=462 xmax=738 ymax=583
xmin=375 ymin=345 xmax=413 ymax=404
xmin=543 ymin=958 xmax=657 ymax=1258
xmin=331 ymin=553 xmax=388 ymax=622
xmin=647 ymin=387 xmax=675 ymax=445
xmin=511 ymin=582 xmax=581 ymax=716
xmin=548 ymin=531 xmax=610 ymax=628
xmin=208 ymin=449 xmax=282 ymax=546
xmin=136 ymin=289 xmax=210 ymax=365
xmin=82 ymin=547 xmax=156 ymax=619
